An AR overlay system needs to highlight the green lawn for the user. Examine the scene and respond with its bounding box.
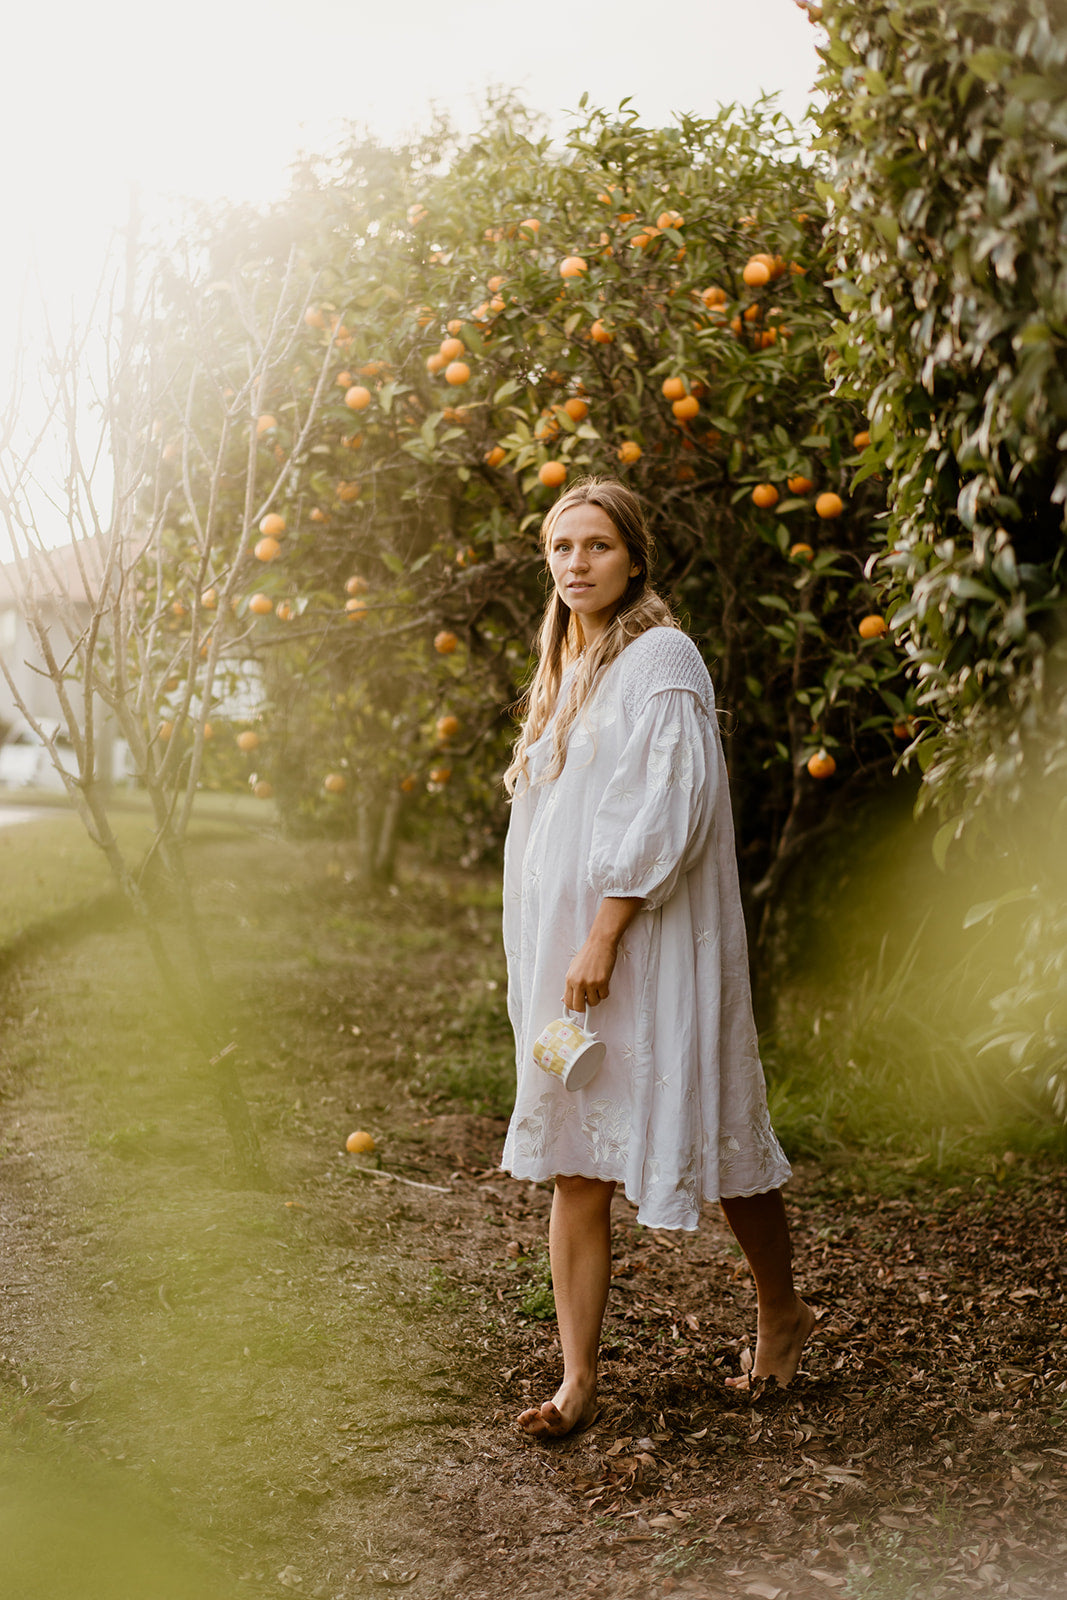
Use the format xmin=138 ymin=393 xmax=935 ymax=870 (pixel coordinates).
xmin=0 ymin=792 xmax=273 ymax=952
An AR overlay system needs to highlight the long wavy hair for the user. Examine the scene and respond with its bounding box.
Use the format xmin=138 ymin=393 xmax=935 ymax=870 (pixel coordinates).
xmin=503 ymin=478 xmax=679 ymax=794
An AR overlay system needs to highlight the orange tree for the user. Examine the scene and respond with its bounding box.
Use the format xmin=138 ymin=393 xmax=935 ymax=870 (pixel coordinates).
xmin=812 ymin=0 xmax=1067 ymax=1114
xmin=154 ymin=97 xmax=911 ymax=968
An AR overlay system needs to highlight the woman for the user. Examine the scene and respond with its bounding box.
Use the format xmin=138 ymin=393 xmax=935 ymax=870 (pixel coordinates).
xmin=501 ymin=478 xmax=814 ymax=1439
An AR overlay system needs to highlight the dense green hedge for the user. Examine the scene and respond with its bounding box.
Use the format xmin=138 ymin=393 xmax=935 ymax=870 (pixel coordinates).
xmin=814 ymin=0 xmax=1067 ymax=832
xmin=813 ymin=0 xmax=1067 ymax=1117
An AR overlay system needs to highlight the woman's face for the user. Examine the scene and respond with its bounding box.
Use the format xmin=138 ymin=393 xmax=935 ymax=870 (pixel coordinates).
xmin=547 ymin=504 xmax=640 ymax=643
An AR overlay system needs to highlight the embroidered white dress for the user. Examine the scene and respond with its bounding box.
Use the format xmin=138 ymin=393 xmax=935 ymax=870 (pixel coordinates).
xmin=500 ymin=626 xmax=792 ymax=1231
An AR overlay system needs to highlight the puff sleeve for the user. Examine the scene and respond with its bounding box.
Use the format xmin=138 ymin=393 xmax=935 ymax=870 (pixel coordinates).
xmin=586 ymin=687 xmax=718 ymax=909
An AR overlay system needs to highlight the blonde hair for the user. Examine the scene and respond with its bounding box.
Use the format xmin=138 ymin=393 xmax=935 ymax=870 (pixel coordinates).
xmin=503 ymin=477 xmax=679 ymax=794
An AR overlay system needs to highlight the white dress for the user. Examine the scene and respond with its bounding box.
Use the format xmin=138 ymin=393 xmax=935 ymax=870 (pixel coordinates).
xmin=500 ymin=626 xmax=792 ymax=1231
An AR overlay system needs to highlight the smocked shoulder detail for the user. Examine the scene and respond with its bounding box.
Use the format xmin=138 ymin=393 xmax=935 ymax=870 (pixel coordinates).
xmin=618 ymin=628 xmax=715 ymax=723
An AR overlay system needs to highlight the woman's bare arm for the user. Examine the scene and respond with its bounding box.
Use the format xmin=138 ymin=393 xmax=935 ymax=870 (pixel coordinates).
xmin=562 ymin=896 xmax=643 ymax=1011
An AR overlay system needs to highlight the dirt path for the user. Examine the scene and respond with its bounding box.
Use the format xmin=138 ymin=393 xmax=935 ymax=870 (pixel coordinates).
xmin=1 ymin=835 xmax=1065 ymax=1600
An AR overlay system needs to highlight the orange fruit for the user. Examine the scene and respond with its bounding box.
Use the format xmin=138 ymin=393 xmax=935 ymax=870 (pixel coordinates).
xmin=661 ymin=377 xmax=687 ymax=401
xmin=563 ymin=397 xmax=588 ymax=422
xmin=853 ymin=430 xmax=871 ymax=449
xmin=304 ymin=305 xmax=326 ymax=329
xmin=256 ymin=414 xmax=277 ymax=436
xmin=743 ymin=303 xmax=762 ymax=323
xmin=672 ymin=396 xmax=699 ymax=421
xmin=309 ymin=507 xmax=330 ymax=524
xmin=617 ymin=441 xmax=642 ymax=464
xmin=790 ymin=543 xmax=815 ymax=562
xmin=358 ymin=360 xmax=385 ymax=378
xmin=434 ymin=630 xmax=459 ymax=654
xmin=248 ymin=593 xmax=273 ymax=616
xmin=426 ymin=351 xmax=448 ymax=374
xmin=436 ymin=714 xmax=460 ymax=739
xmin=520 ymin=218 xmax=540 ymax=235
xmin=345 ymin=598 xmax=368 ymax=620
xmin=335 ymin=371 xmax=352 ymax=388
xmin=407 ymin=203 xmax=428 ymax=225
xmin=701 ymin=285 xmax=727 ymax=308
xmin=787 ymin=476 xmax=814 ymax=495
xmin=324 ymin=773 xmax=347 ymax=794
xmin=429 ymin=766 xmax=452 ymax=785
xmin=201 ymin=587 xmax=217 ymax=609
xmin=657 ymin=209 xmax=684 ymax=230
xmin=489 ymin=295 xmax=506 ymax=313
xmin=236 ymin=730 xmax=260 ymax=752
xmin=158 ymin=720 xmax=175 ymax=742
xmin=729 ymin=315 xmax=743 ymax=336
xmin=400 ymin=774 xmax=417 ymax=794
xmin=252 ymin=780 xmax=274 ymax=800
xmin=445 ymin=361 xmax=471 ymax=386
xmin=202 ymin=723 xmax=214 ymax=740
xmin=807 ymin=749 xmax=836 ymax=780
xmin=759 ymin=329 xmax=778 ymax=348
xmin=345 ymin=575 xmax=369 ymax=596
xmin=539 ymin=461 xmax=567 ymax=488
xmin=892 ymin=718 xmax=916 ymax=740
xmin=742 ymin=259 xmax=771 ymax=287
xmin=858 ymin=614 xmax=888 ymax=640
xmin=254 ymin=536 xmax=281 ymax=562
xmin=487 ymin=275 xmax=506 ymax=292
xmin=752 ymin=483 xmax=780 ymax=509
xmin=485 ymin=445 xmax=506 ymax=468
xmin=559 ymin=256 xmax=588 ymax=278
xmin=439 ymin=336 xmax=465 ymax=361
xmin=535 ymin=414 xmax=561 ymax=441
xmin=446 ymin=318 xmax=464 ymax=335
xmin=342 ymin=433 xmax=364 ymax=450
xmin=275 ymin=601 xmax=293 ymax=621
xmin=816 ymin=492 xmax=844 ymax=519
xmin=345 ymin=386 xmax=372 ymax=411
xmin=590 ymin=320 xmax=614 ymax=343
xmin=346 ymin=1130 xmax=376 ymax=1153
xmin=336 ymin=481 xmax=361 ymax=502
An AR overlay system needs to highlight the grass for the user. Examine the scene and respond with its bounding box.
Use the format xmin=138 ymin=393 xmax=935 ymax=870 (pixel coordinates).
xmin=758 ymin=785 xmax=1067 ymax=1183
xmin=0 ymin=790 xmax=275 ymax=953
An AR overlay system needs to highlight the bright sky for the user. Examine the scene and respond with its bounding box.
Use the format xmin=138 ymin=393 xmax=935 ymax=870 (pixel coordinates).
xmin=0 ymin=0 xmax=821 ymax=556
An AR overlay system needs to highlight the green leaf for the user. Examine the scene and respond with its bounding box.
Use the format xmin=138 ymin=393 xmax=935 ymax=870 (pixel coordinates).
xmin=966 ymin=46 xmax=1014 ymax=82
xmin=932 ymin=819 xmax=959 ymax=872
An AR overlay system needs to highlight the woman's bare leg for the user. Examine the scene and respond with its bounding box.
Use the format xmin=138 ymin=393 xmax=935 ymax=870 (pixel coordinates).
xmin=719 ymin=1188 xmax=815 ymax=1388
xmin=517 ymin=1174 xmax=615 ymax=1437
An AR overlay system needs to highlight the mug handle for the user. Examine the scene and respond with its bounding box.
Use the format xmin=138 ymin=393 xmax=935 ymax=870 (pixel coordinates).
xmin=563 ymin=1005 xmax=592 ymax=1033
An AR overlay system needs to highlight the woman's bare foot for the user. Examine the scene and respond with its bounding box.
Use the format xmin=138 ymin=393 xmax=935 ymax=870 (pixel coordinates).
xmin=725 ymin=1295 xmax=816 ymax=1390
xmin=516 ymin=1377 xmax=598 ymax=1439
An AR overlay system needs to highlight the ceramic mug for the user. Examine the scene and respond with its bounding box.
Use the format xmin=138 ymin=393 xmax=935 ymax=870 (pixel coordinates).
xmin=532 ymin=1007 xmax=606 ymax=1092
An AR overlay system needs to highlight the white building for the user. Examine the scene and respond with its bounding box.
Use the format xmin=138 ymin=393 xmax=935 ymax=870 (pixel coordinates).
xmin=0 ymin=538 xmax=264 ymax=790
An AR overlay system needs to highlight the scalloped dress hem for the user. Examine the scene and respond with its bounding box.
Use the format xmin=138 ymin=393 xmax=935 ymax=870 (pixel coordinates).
xmin=498 ymin=1159 xmax=793 ymax=1232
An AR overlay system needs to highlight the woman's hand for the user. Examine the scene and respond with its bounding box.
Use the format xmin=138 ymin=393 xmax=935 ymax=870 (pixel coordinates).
xmin=562 ymin=896 xmax=644 ymax=1010
xmin=563 ymin=933 xmax=618 ymax=1011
